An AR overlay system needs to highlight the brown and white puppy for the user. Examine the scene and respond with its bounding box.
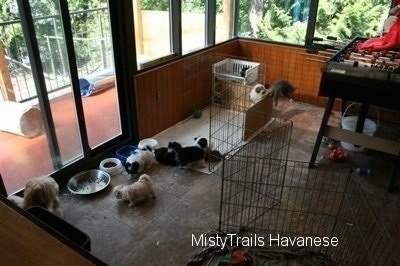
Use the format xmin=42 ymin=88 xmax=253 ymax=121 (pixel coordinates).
xmin=7 ymin=176 xmax=63 ymax=218
xmin=113 ymin=174 xmax=155 ymax=207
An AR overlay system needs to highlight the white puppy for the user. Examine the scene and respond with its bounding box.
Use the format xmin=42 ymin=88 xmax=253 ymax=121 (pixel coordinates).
xmin=125 ymin=147 xmax=155 ymax=174
xmin=7 ymin=176 xmax=63 ymax=218
xmin=250 ymin=83 xmax=267 ymax=104
xmin=113 ymin=174 xmax=155 ymax=207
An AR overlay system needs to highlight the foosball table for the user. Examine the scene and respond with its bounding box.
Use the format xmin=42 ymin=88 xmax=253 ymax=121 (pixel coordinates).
xmin=309 ymin=37 xmax=400 ymax=192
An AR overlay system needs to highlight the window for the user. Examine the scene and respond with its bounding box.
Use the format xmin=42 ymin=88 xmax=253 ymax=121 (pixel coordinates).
xmin=0 ymin=0 xmax=123 ymax=194
xmin=314 ymin=0 xmax=391 ymax=42
xmin=182 ymin=0 xmax=206 ymax=54
xmin=237 ymin=0 xmax=391 ymax=46
xmin=237 ymin=0 xmax=311 ymax=44
xmin=133 ymin=0 xmax=173 ymax=69
xmin=215 ymin=0 xmax=234 ymax=43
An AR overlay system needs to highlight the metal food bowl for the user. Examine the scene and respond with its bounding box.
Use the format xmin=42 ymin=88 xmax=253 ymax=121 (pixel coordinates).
xmin=67 ymin=169 xmax=111 ymax=195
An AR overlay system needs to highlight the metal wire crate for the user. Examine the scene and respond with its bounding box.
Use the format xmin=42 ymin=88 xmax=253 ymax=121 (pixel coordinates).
xmin=208 ymin=105 xmax=290 ymax=172
xmin=218 ymin=159 xmax=399 ymax=264
xmin=211 ymin=54 xmax=266 ymax=112
xmin=213 ymin=58 xmax=260 ymax=85
xmin=209 ymin=54 xmax=276 ymax=173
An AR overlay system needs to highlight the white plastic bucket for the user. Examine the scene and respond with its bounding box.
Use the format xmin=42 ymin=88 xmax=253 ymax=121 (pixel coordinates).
xmin=340 ymin=103 xmax=378 ymax=152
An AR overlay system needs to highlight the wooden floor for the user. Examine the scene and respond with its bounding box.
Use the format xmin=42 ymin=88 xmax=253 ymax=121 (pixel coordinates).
xmin=0 ymin=87 xmax=120 ymax=194
xmin=55 ymin=100 xmax=400 ymax=265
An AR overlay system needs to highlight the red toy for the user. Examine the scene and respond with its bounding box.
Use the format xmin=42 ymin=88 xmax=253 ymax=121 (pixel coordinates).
xmin=328 ymin=147 xmax=349 ymax=161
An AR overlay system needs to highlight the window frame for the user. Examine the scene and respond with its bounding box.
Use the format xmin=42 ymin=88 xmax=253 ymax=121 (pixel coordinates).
xmin=136 ymin=0 xmax=317 ymax=71
xmin=132 ymin=0 xmax=394 ymax=71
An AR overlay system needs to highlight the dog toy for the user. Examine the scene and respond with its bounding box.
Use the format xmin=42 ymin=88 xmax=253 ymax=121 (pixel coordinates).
xmin=218 ymin=249 xmax=251 ymax=265
xmin=327 ymin=147 xmax=349 ymax=161
xmin=194 ymin=108 xmax=202 ymax=119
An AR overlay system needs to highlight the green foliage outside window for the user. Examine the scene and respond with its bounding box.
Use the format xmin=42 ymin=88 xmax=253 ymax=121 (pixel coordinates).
xmin=0 ymin=0 xmax=394 ymax=75
xmin=0 ymin=0 xmax=109 ymax=75
xmin=239 ymin=0 xmax=391 ymax=45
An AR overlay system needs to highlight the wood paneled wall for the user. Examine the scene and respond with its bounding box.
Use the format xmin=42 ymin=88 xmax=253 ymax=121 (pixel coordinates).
xmin=134 ymin=41 xmax=240 ymax=138
xmin=134 ymin=39 xmax=400 ymax=139
xmin=236 ymin=40 xmax=400 ymax=123
xmin=236 ymin=40 xmax=333 ymax=108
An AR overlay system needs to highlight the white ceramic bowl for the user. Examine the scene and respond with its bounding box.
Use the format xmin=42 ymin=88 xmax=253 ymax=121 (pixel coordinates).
xmin=138 ymin=138 xmax=159 ymax=150
xmin=99 ymin=158 xmax=123 ymax=176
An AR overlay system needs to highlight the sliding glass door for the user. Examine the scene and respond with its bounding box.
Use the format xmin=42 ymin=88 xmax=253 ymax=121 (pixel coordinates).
xmin=0 ymin=0 xmax=122 ymax=194
xmin=67 ymin=2 xmax=121 ymax=148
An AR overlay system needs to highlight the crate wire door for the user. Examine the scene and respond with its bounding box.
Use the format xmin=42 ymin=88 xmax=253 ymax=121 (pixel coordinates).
xmin=217 ymin=114 xmax=293 ymax=229
xmin=219 ymin=160 xmax=352 ymax=238
xmin=218 ymin=158 xmax=398 ymax=264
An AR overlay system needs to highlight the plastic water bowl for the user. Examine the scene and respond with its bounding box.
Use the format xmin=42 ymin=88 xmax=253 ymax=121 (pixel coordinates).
xmin=115 ymin=145 xmax=137 ymax=164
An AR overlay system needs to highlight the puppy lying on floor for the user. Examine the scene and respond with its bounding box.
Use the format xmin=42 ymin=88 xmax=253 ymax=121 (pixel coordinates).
xmin=168 ymin=141 xmax=205 ymax=168
xmin=113 ymin=174 xmax=155 ymax=207
xmin=154 ymin=137 xmax=208 ymax=166
xmin=154 ymin=147 xmax=178 ymax=166
xmin=193 ymin=137 xmax=223 ymax=163
xmin=7 ymin=176 xmax=63 ymax=218
xmin=193 ymin=137 xmax=208 ymax=149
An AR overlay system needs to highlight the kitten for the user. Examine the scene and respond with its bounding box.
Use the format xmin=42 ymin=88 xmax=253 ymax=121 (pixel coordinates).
xmin=267 ymin=79 xmax=296 ymax=106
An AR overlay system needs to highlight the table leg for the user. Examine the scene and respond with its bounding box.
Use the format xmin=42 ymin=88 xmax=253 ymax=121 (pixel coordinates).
xmin=350 ymin=103 xmax=369 ymax=149
xmin=0 ymin=174 xmax=6 ymax=197
xmin=387 ymin=155 xmax=399 ymax=193
xmin=355 ymin=103 xmax=369 ymax=132
xmin=309 ymin=97 xmax=335 ymax=168
xmin=341 ymin=99 xmax=347 ymax=115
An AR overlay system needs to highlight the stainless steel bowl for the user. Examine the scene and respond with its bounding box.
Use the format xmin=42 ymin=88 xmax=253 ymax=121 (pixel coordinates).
xmin=67 ymin=169 xmax=111 ymax=195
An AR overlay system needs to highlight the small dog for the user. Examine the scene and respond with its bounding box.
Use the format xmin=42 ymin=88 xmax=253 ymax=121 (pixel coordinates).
xmin=193 ymin=137 xmax=222 ymax=163
xmin=113 ymin=174 xmax=155 ymax=207
xmin=193 ymin=137 xmax=208 ymax=149
xmin=266 ymin=79 xmax=296 ymax=106
xmin=125 ymin=146 xmax=155 ymax=174
xmin=250 ymin=84 xmax=267 ymax=104
xmin=168 ymin=141 xmax=205 ymax=168
xmin=7 ymin=176 xmax=63 ymax=218
xmin=154 ymin=147 xmax=178 ymax=166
